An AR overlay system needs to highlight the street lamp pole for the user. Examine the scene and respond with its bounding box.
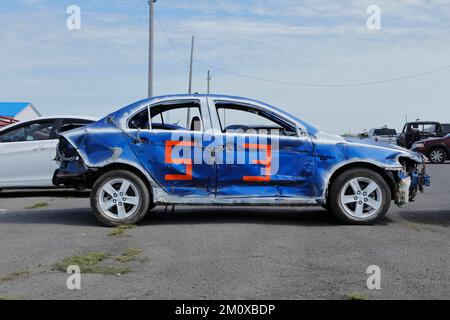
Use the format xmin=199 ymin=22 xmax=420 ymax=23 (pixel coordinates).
xmin=206 ymin=70 xmax=212 ymax=94
xmin=188 ymin=35 xmax=195 ymax=94
xmin=148 ymin=0 xmax=156 ymax=98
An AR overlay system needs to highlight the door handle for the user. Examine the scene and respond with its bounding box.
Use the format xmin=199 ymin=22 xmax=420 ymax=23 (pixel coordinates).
xmin=33 ymin=146 xmax=47 ymax=152
xmin=213 ymin=144 xmax=233 ymax=152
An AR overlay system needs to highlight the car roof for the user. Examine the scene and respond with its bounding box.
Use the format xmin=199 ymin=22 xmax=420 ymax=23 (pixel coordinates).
xmin=370 ymin=127 xmax=396 ymax=130
xmin=125 ymin=93 xmax=319 ymax=135
xmin=406 ymin=121 xmax=440 ymax=124
xmin=0 ymin=115 xmax=98 ymax=132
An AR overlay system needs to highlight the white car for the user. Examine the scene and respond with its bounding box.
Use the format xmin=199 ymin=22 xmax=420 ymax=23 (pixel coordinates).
xmin=0 ymin=116 xmax=96 ymax=190
xmin=367 ymin=127 xmax=398 ymax=145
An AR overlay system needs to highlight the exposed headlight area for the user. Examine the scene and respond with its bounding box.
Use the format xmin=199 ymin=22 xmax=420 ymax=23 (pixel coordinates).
xmin=412 ymin=142 xmax=425 ymax=149
xmin=394 ymin=157 xmax=430 ymax=208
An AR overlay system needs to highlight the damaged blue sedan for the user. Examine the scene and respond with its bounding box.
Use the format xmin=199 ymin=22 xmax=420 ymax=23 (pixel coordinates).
xmin=53 ymin=94 xmax=430 ymax=226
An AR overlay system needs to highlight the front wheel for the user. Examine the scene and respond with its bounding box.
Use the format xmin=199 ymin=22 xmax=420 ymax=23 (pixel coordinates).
xmin=329 ymin=168 xmax=391 ymax=225
xmin=429 ymin=147 xmax=446 ymax=164
xmin=90 ymin=170 xmax=151 ymax=227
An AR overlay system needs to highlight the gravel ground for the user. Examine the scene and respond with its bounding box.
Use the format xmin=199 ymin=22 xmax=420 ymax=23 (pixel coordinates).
xmin=0 ymin=164 xmax=448 ymax=300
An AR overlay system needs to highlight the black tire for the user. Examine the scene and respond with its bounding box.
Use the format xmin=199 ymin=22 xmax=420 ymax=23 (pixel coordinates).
xmin=90 ymin=170 xmax=151 ymax=227
xmin=428 ymin=147 xmax=447 ymax=164
xmin=329 ymin=168 xmax=391 ymax=225
xmin=320 ymin=194 xmax=333 ymax=213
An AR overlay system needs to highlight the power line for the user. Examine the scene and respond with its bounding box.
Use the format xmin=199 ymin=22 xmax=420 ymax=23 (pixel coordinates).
xmin=195 ymin=60 xmax=450 ymax=88
xmin=155 ymin=15 xmax=189 ymax=66
xmin=155 ymin=17 xmax=450 ymax=88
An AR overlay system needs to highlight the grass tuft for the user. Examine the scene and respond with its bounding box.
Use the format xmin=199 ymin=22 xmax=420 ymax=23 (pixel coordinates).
xmin=54 ymin=252 xmax=130 ymax=275
xmin=25 ymin=202 xmax=49 ymax=209
xmin=348 ymin=293 xmax=368 ymax=300
xmin=0 ymin=269 xmax=30 ymax=283
xmin=116 ymin=248 xmax=143 ymax=263
xmin=108 ymin=224 xmax=136 ymax=236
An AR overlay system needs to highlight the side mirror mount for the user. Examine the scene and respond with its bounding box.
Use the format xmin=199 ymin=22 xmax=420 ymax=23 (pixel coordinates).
xmin=296 ymin=124 xmax=308 ymax=137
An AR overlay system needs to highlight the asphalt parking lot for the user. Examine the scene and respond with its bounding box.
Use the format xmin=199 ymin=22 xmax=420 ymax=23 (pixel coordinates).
xmin=0 ymin=164 xmax=448 ymax=300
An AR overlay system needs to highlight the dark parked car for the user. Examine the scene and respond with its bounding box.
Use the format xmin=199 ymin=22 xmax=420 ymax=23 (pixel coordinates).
xmin=411 ymin=134 xmax=450 ymax=163
xmin=397 ymin=121 xmax=450 ymax=149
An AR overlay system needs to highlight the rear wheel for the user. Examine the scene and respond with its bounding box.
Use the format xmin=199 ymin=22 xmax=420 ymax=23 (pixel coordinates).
xmin=329 ymin=168 xmax=391 ymax=225
xmin=90 ymin=170 xmax=151 ymax=227
xmin=428 ymin=147 xmax=446 ymax=164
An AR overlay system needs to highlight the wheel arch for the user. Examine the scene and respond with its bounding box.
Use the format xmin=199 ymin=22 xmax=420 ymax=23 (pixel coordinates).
xmin=325 ymin=162 xmax=397 ymax=203
xmin=428 ymin=144 xmax=449 ymax=158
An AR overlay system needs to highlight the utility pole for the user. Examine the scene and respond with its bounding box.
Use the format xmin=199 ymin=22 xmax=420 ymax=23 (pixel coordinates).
xmin=188 ymin=35 xmax=195 ymax=94
xmin=206 ymin=70 xmax=212 ymax=94
xmin=148 ymin=0 xmax=156 ymax=98
xmin=186 ymin=35 xmax=195 ymax=126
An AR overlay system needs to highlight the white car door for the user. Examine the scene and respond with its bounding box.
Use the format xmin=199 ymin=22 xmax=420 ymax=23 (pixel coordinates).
xmin=0 ymin=119 xmax=57 ymax=187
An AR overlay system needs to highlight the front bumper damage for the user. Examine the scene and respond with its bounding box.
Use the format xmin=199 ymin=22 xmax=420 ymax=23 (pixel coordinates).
xmin=394 ymin=161 xmax=430 ymax=208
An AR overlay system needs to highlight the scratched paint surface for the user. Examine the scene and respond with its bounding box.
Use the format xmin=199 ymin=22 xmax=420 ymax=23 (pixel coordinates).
xmin=57 ymin=94 xmax=425 ymax=205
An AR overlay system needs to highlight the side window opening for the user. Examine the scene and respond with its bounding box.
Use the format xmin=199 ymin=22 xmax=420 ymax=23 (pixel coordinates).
xmin=59 ymin=119 xmax=93 ymax=133
xmin=215 ymin=102 xmax=297 ymax=136
xmin=149 ymin=101 xmax=203 ymax=132
xmin=0 ymin=121 xmax=55 ymax=143
xmin=129 ymin=108 xmax=150 ymax=130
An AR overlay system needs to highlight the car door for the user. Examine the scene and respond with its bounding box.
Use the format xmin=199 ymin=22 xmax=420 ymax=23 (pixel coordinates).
xmin=209 ymin=99 xmax=315 ymax=198
xmin=0 ymin=119 xmax=58 ymax=187
xmin=127 ymin=98 xmax=216 ymax=197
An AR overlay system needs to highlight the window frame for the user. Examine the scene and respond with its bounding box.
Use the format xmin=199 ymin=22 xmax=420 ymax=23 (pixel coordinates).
xmin=127 ymin=99 xmax=206 ymax=133
xmin=0 ymin=119 xmax=57 ymax=143
xmin=213 ymin=100 xmax=299 ymax=137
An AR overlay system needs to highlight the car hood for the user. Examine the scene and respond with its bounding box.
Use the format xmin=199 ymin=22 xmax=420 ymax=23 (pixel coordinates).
xmin=415 ymin=136 xmax=446 ymax=144
xmin=344 ymin=137 xmax=405 ymax=151
xmin=314 ymin=131 xmax=423 ymax=164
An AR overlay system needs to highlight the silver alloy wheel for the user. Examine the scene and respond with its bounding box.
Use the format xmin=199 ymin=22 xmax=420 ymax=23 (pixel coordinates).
xmin=339 ymin=177 xmax=383 ymax=218
xmin=430 ymin=149 xmax=444 ymax=163
xmin=98 ymin=178 xmax=140 ymax=220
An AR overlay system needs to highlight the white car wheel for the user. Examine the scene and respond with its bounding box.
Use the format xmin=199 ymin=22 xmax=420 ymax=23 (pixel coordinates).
xmin=91 ymin=170 xmax=151 ymax=227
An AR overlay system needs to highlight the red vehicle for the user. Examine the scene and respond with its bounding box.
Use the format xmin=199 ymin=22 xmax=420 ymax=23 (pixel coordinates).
xmin=411 ymin=134 xmax=450 ymax=163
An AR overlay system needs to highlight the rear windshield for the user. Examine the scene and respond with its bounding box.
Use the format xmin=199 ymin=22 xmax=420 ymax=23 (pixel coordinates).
xmin=373 ymin=129 xmax=397 ymax=136
xmin=442 ymin=124 xmax=450 ymax=133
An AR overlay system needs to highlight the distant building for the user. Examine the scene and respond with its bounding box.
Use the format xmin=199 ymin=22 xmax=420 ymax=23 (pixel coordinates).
xmin=0 ymin=102 xmax=41 ymax=121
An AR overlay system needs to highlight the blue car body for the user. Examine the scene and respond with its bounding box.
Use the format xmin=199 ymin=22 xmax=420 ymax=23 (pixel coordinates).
xmin=54 ymin=94 xmax=428 ymax=208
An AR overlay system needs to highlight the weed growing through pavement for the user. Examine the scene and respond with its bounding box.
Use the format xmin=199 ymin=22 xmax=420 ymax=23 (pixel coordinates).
xmin=55 ymin=248 xmax=147 ymax=276
xmin=0 ymin=269 xmax=30 ymax=283
xmin=25 ymin=202 xmax=49 ymax=209
xmin=348 ymin=293 xmax=368 ymax=300
xmin=108 ymin=224 xmax=136 ymax=236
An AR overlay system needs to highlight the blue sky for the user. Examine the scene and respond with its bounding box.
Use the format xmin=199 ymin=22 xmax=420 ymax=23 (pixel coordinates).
xmin=1 ymin=0 xmax=450 ymax=133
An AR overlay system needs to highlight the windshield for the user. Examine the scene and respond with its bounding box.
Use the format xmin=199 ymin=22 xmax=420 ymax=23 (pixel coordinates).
xmin=442 ymin=124 xmax=450 ymax=134
xmin=373 ymin=128 xmax=397 ymax=136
